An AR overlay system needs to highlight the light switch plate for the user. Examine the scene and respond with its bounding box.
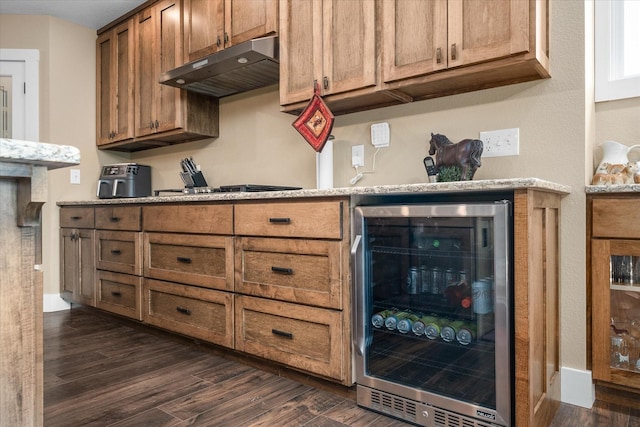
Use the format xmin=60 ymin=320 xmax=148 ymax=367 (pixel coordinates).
xmin=352 ymin=145 xmax=365 ymax=167
xmin=70 ymin=169 xmax=81 ymax=184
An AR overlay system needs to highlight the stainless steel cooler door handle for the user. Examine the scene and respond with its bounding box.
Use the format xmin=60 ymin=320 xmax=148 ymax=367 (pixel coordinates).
xmin=351 ymin=234 xmax=365 ymax=357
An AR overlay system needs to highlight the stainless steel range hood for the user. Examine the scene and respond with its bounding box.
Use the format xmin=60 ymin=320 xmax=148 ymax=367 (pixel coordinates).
xmin=159 ymin=36 xmax=279 ymax=98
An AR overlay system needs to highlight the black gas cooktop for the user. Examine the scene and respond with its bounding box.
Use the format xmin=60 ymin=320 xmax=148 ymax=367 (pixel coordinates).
xmin=153 ymin=184 xmax=302 ymax=196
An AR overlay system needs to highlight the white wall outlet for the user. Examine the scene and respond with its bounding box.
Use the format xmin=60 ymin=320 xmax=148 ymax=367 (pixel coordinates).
xmin=371 ymin=122 xmax=390 ymax=148
xmin=70 ymin=169 xmax=81 ymax=184
xmin=352 ymin=145 xmax=365 ymax=167
xmin=479 ymin=128 xmax=520 ymax=157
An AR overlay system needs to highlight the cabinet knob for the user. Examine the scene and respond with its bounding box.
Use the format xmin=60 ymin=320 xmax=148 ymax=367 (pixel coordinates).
xmin=323 ymin=76 xmax=329 ymax=90
xmin=216 ymin=36 xmax=221 ymax=47
xmin=150 ymin=121 xmax=155 ymax=129
xmin=436 ymin=47 xmax=442 ymax=64
xmin=176 ymin=306 xmax=192 ymax=315
xmin=451 ymin=43 xmax=457 ymax=61
xmin=224 ymin=32 xmax=229 ymax=45
xmin=155 ymin=120 xmax=159 ymax=129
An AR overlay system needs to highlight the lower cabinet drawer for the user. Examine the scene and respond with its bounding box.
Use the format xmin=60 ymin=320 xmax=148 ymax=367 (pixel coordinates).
xmin=234 ymin=295 xmax=345 ymax=382
xmin=144 ymin=233 xmax=234 ymax=291
xmin=235 ymin=237 xmax=342 ymax=308
xmin=96 ymin=230 xmax=142 ymax=275
xmin=96 ymin=270 xmax=142 ymax=320
xmin=143 ymin=279 xmax=234 ymax=348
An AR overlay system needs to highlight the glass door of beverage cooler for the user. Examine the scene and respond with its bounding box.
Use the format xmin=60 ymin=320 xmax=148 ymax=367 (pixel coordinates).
xmin=353 ymin=202 xmax=511 ymax=426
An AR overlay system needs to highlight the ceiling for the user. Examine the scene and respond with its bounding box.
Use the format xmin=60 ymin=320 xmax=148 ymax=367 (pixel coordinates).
xmin=0 ymin=0 xmax=147 ymax=30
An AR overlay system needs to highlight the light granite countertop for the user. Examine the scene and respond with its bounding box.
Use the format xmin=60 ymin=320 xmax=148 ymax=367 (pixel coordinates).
xmin=0 ymin=138 xmax=80 ymax=169
xmin=58 ymin=178 xmax=572 ymax=206
xmin=586 ymin=184 xmax=640 ymax=194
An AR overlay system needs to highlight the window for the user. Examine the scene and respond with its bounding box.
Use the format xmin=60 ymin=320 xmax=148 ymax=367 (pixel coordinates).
xmin=595 ymin=0 xmax=640 ymax=102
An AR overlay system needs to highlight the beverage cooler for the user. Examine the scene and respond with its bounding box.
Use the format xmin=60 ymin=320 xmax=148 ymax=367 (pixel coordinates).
xmin=352 ymin=201 xmax=512 ymax=427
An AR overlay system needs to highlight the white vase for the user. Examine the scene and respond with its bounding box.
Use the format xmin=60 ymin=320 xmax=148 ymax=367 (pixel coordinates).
xmin=316 ymin=139 xmax=333 ymax=189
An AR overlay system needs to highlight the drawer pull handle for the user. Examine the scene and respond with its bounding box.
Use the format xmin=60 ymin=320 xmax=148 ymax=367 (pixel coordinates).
xmin=271 ymin=266 xmax=293 ymax=275
xmin=272 ymin=329 xmax=293 ymax=339
xmin=176 ymin=307 xmax=192 ymax=315
xmin=110 ymin=217 xmax=121 ymax=222
xmin=269 ymin=217 xmax=291 ymax=224
xmin=70 ymin=216 xmax=82 ymax=220
xmin=110 ymin=249 xmax=122 ymax=255
xmin=177 ymin=257 xmax=192 ymax=264
xmin=111 ymin=291 xmax=122 ymax=297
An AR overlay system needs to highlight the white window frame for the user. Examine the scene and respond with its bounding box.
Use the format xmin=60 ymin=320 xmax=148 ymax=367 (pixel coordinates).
xmin=595 ymin=0 xmax=640 ymax=102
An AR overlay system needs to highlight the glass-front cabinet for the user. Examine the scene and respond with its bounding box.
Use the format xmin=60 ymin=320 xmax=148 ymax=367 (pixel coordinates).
xmin=591 ymin=195 xmax=640 ymax=390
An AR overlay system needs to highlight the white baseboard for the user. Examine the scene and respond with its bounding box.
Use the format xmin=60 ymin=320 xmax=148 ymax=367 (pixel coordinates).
xmin=43 ymin=293 xmax=71 ymax=312
xmin=560 ymin=367 xmax=596 ymax=408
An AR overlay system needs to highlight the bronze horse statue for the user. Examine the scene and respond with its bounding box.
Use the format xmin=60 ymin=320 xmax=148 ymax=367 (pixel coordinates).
xmin=428 ymin=133 xmax=483 ymax=180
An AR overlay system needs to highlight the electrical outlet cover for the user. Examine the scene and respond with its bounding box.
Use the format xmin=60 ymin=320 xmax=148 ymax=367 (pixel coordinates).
xmin=352 ymin=145 xmax=365 ymax=167
xmin=480 ymin=128 xmax=519 ymax=157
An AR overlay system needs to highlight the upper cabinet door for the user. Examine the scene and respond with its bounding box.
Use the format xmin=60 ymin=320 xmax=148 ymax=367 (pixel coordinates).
xmin=135 ymin=0 xmax=183 ymax=137
xmin=135 ymin=8 xmax=157 ymax=138
xmin=155 ymin=0 xmax=183 ymax=133
xmin=226 ymin=0 xmax=278 ymax=46
xmin=96 ymin=20 xmax=134 ymax=145
xmin=448 ymin=0 xmax=529 ymax=68
xmin=322 ymin=0 xmax=376 ymax=96
xmin=381 ymin=0 xmax=447 ymax=84
xmin=279 ymin=0 xmax=322 ymax=105
xmin=184 ymin=0 xmax=225 ymax=62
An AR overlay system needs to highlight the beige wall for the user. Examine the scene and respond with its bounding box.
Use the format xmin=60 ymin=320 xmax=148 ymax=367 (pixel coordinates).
xmin=2 ymin=0 xmax=640 ymax=381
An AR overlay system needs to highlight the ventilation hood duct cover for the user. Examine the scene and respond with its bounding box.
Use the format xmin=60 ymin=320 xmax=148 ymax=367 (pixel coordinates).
xmin=159 ymin=36 xmax=279 ymax=98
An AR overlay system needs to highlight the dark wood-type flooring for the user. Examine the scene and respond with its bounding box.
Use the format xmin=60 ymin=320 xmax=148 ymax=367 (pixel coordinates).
xmin=44 ymin=307 xmax=640 ymax=426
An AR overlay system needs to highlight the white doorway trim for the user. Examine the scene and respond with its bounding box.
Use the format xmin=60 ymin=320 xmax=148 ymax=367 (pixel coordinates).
xmin=0 ymin=49 xmax=39 ymax=141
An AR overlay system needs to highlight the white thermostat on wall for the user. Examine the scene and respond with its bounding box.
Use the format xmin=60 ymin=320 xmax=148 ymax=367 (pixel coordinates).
xmin=371 ymin=122 xmax=390 ymax=148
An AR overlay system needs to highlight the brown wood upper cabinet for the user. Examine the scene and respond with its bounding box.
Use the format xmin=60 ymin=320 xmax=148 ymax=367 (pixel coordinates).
xmin=97 ymin=0 xmax=220 ymax=152
xmin=96 ymin=19 xmax=134 ymax=146
xmin=184 ymin=0 xmax=278 ymax=63
xmin=281 ymin=0 xmax=549 ymax=116
xmin=279 ymin=0 xmax=376 ymax=106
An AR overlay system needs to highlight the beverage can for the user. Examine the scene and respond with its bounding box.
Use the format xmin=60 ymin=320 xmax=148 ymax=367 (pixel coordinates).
xmin=423 ymin=316 xmax=441 ymax=340
xmin=397 ymin=318 xmax=413 ymax=334
xmin=420 ymin=266 xmax=430 ymax=294
xmin=429 ymin=267 xmax=443 ymax=294
xmin=407 ymin=267 xmax=420 ymax=295
xmin=472 ymin=279 xmax=493 ymax=314
xmin=456 ymin=323 xmax=477 ymax=345
xmin=384 ymin=315 xmax=399 ymax=330
xmin=411 ymin=319 xmax=426 ymax=336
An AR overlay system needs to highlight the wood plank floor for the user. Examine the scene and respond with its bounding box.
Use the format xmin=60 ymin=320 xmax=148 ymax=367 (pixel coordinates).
xmin=44 ymin=307 xmax=640 ymax=426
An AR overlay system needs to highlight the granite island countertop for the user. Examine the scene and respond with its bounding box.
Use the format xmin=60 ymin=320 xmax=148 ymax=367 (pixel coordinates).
xmin=58 ymin=178 xmax=572 ymax=206
xmin=1 ymin=138 xmax=80 ymax=169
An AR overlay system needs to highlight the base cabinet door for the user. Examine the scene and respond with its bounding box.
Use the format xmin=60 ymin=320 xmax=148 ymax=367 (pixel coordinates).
xmin=144 ymin=278 xmax=234 ymax=348
xmin=234 ymin=295 xmax=346 ymax=383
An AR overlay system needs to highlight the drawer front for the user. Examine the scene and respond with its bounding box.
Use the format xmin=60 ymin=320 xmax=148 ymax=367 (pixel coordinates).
xmin=235 ymin=237 xmax=342 ymax=308
xmin=592 ymin=198 xmax=640 ymax=239
xmin=96 ymin=206 xmax=142 ymax=231
xmin=60 ymin=207 xmax=94 ymax=228
xmin=235 ymin=295 xmax=344 ymax=381
xmin=96 ymin=270 xmax=142 ymax=320
xmin=143 ymin=204 xmax=233 ymax=234
xmin=144 ymin=233 xmax=234 ymax=291
xmin=96 ymin=230 xmax=142 ymax=275
xmin=234 ymin=200 xmax=344 ymax=239
xmin=144 ymin=279 xmax=234 ymax=348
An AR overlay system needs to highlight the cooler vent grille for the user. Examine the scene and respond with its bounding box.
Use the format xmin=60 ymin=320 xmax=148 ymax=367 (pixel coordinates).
xmin=370 ymin=389 xmax=417 ymax=420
